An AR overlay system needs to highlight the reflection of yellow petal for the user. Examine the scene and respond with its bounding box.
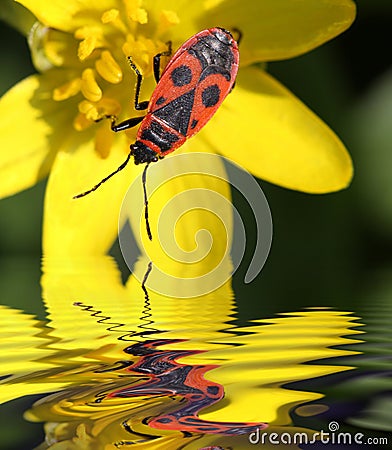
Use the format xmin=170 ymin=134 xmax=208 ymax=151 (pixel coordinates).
xmin=198 ymin=0 xmax=356 ymax=65
xmin=198 ymin=310 xmax=364 ymax=424
xmin=0 ymin=305 xmax=66 ymax=403
xmin=125 ymin=258 xmax=364 ymax=426
xmin=126 ymin=256 xmax=235 ymax=344
xmin=131 ymin=270 xmax=365 ymax=427
xmin=43 ymin=134 xmax=139 ymax=255
xmin=41 ymin=256 xmax=143 ymax=359
xmin=0 ymin=75 xmax=71 ymax=198
xmin=5 ymin=258 xmax=364 ymax=443
xmin=202 ymin=67 xmax=353 ymax=193
xmin=41 ymin=253 xmax=236 ymax=355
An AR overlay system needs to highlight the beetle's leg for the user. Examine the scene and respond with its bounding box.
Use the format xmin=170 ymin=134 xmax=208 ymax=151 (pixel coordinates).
xmin=102 ymin=42 xmax=172 ymax=123
xmin=95 ymin=114 xmax=145 ymax=132
xmin=127 ymin=57 xmax=150 ymax=111
xmin=74 ymin=55 xmax=152 ymax=200
xmin=153 ymin=41 xmax=172 ymax=83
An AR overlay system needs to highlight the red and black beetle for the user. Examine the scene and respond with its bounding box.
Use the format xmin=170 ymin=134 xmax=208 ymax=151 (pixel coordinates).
xmin=75 ymin=27 xmax=240 ymax=239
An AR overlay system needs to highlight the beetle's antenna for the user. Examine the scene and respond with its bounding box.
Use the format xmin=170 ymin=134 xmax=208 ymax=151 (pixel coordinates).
xmin=73 ymin=152 xmax=133 ymax=199
xmin=142 ymin=163 xmax=152 ymax=241
xmin=232 ymin=28 xmax=243 ymax=45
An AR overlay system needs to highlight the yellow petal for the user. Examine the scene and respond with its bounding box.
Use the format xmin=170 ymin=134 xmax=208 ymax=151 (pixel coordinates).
xmin=43 ymin=133 xmax=141 ymax=255
xmin=198 ymin=0 xmax=356 ymax=64
xmin=146 ymin=0 xmax=203 ymax=43
xmin=0 ymin=75 xmax=72 ymax=199
xmin=123 ymin=146 xmax=234 ymax=298
xmin=16 ymin=0 xmax=116 ymax=31
xmin=201 ymin=67 xmax=352 ymax=193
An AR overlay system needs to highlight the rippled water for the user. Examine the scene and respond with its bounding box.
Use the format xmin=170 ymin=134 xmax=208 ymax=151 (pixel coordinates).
xmin=0 ymin=257 xmax=391 ymax=449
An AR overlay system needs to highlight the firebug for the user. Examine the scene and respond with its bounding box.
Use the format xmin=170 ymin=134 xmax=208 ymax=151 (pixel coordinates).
xmin=75 ymin=27 xmax=240 ymax=239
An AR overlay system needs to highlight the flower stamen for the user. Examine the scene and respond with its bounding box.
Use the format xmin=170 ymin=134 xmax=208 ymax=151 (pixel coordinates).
xmin=53 ymin=78 xmax=82 ymax=101
xmin=43 ymin=2 xmax=182 ymax=137
xmin=81 ymin=68 xmax=102 ymax=102
xmin=101 ymin=9 xmax=128 ymax=34
xmin=75 ymin=27 xmax=104 ymax=61
xmin=124 ymin=0 xmax=148 ymax=25
xmin=95 ymin=50 xmax=123 ymax=84
xmin=156 ymin=10 xmax=180 ymax=37
xmin=101 ymin=9 xmax=120 ymax=23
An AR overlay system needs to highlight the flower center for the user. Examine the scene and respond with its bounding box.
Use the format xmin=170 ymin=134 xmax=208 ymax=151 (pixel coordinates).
xmin=36 ymin=1 xmax=179 ymax=157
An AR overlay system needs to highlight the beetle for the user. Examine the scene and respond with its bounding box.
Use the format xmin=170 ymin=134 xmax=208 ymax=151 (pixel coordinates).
xmin=74 ymin=27 xmax=240 ymax=239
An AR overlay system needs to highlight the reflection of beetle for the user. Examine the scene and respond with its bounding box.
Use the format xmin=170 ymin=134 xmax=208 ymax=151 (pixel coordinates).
xmin=75 ymin=28 xmax=240 ymax=239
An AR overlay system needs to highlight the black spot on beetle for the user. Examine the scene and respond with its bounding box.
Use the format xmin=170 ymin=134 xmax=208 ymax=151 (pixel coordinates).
xmin=190 ymin=119 xmax=198 ymax=129
xmin=171 ymin=65 xmax=192 ymax=86
xmin=156 ymin=96 xmax=166 ymax=105
xmin=202 ymin=84 xmax=220 ymax=108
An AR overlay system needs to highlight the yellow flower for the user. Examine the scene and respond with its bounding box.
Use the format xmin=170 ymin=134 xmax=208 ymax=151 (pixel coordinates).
xmin=0 ymin=0 xmax=356 ymax=254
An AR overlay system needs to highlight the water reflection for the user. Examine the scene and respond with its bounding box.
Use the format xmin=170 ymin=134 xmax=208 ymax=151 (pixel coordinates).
xmin=346 ymin=297 xmax=392 ymax=433
xmin=308 ymin=292 xmax=392 ymax=436
xmin=0 ymin=256 xmax=364 ymax=449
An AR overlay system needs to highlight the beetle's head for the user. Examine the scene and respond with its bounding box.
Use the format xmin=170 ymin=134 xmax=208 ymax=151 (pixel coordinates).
xmin=131 ymin=142 xmax=159 ymax=165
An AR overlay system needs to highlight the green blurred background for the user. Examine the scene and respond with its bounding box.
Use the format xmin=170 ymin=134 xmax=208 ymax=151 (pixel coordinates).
xmin=0 ymin=0 xmax=391 ymax=320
